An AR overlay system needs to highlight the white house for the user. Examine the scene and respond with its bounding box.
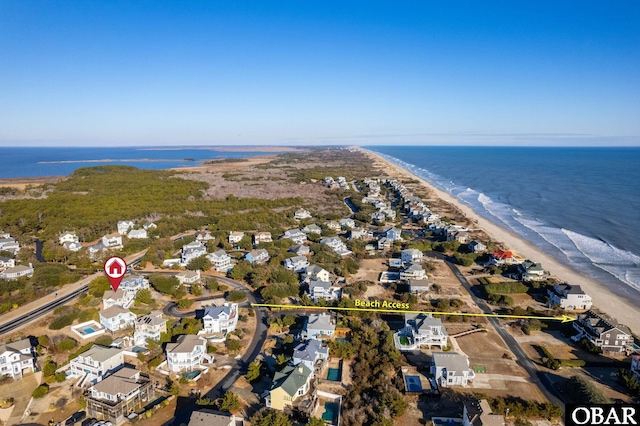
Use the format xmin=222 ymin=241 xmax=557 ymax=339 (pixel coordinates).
xmin=0 ymin=257 xmax=15 ymax=270
xmin=176 ymin=270 xmax=201 ymax=285
xmin=289 ymin=244 xmax=310 ymax=256
xmin=206 ymin=250 xmax=232 ymax=272
xmin=302 ymin=313 xmax=336 ymax=340
xmin=400 ymin=263 xmax=427 ymax=280
xmin=292 ymin=339 xmax=329 ymax=376
xmin=294 ymin=208 xmax=312 ymax=220
xmin=408 ymin=279 xmax=431 ymax=293
xmin=377 ymin=237 xmax=392 ymax=250
xmin=117 ymin=221 xmax=135 ymax=235
xmin=394 ymin=314 xmax=448 ymax=351
xmin=195 ymin=230 xmax=214 ymax=242
xmin=59 ymin=232 xmax=79 ymax=245
xmin=320 ymin=236 xmax=352 ymax=256
xmin=518 ymin=260 xmax=545 ymax=281
xmin=0 ymin=338 xmax=36 ymax=380
xmin=101 ymin=234 xmax=124 ymax=250
xmin=0 ymin=263 xmax=34 ymax=280
xmin=325 ymin=221 xmax=341 ymax=232
xmin=134 ymin=312 xmax=168 ymax=346
xmin=282 ymin=229 xmax=307 ymax=245
xmin=63 ymin=241 xmax=83 ymax=252
xmin=68 ymin=345 xmax=124 ymax=385
xmin=166 ymin=335 xmax=212 ymax=373
xmin=100 ymin=306 xmax=136 ymax=333
xmin=384 ymin=227 xmax=403 ymax=241
xmin=199 ymin=303 xmax=239 ymax=335
xmin=228 ymin=231 xmax=245 ymax=244
xmin=253 ymin=231 xmax=273 ymax=245
xmin=548 ymin=284 xmax=593 ymax=310
xmin=283 ymin=255 xmax=310 ymax=272
xmin=468 ymin=241 xmax=487 ymax=253
xmin=0 ymin=237 xmax=19 ymax=254
xmin=102 ymin=289 xmax=135 ymax=310
xmin=308 ymin=280 xmax=341 ymax=302
xmin=127 ymin=228 xmax=148 ymax=239
xmin=188 ymin=410 xmax=244 ymax=426
xmin=339 ymin=218 xmax=355 ymax=229
xmin=180 ymin=242 xmax=207 ymax=267
xmin=143 ymin=221 xmax=157 ymax=230
xmin=401 ymin=248 xmax=423 ymax=265
xmin=119 ymin=275 xmax=150 ymax=296
xmin=431 ymin=352 xmax=475 ymax=387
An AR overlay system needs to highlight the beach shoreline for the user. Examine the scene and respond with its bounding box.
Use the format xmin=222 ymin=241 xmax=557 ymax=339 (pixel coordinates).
xmin=361 ymin=148 xmax=640 ymax=332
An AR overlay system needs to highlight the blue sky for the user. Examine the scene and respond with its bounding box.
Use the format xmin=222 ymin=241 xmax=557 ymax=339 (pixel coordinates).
xmin=1 ymin=1 xmax=639 ymax=146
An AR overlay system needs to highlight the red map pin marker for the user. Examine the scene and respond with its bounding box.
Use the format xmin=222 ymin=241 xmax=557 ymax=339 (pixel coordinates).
xmin=104 ymin=256 xmax=127 ymax=291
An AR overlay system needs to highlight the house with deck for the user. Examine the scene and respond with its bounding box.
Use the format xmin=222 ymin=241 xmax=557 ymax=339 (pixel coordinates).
xmin=0 ymin=263 xmax=34 ymax=280
xmin=195 ymin=230 xmax=214 ymax=242
xmin=518 ymin=260 xmax=545 ymax=281
xmin=572 ymin=310 xmax=633 ymax=354
xmin=485 ymin=250 xmax=520 ymax=267
xmin=384 ymin=227 xmax=403 ymax=241
xmin=0 ymin=257 xmax=15 ymax=270
xmin=180 ymin=242 xmax=207 ymax=267
xmin=431 ymin=352 xmax=475 ymax=387
xmin=0 ymin=338 xmax=36 ymax=380
xmin=188 ymin=410 xmax=244 ymax=426
xmin=166 ymin=335 xmax=212 ymax=373
xmin=283 ymin=255 xmax=310 ymax=272
xmin=207 ymin=250 xmax=232 ymax=272
xmin=228 ymin=231 xmax=245 ymax=244
xmin=289 ymin=244 xmax=310 ymax=256
xmin=282 ymin=229 xmax=307 ymax=245
xmin=127 ymin=228 xmax=148 ymax=239
xmin=63 ymin=241 xmax=83 ymax=252
xmin=307 ymin=280 xmax=341 ymax=302
xmin=631 ymin=354 xmax=640 ymax=382
xmin=266 ymin=364 xmax=317 ymax=414
xmin=302 ymin=224 xmax=322 ymax=235
xmin=119 ymin=275 xmax=150 ymax=296
xmin=294 ymin=208 xmax=312 ymax=220
xmin=199 ymin=303 xmax=239 ymax=335
xmin=133 ymin=312 xmax=167 ymax=346
xmin=547 ymin=283 xmax=592 ymax=310
xmin=339 ymin=218 xmax=355 ymax=229
xmin=400 ymin=263 xmax=427 ymax=280
xmin=176 ymin=270 xmax=201 ymax=285
xmin=245 ymin=249 xmax=270 ymax=264
xmin=401 ymin=248 xmax=423 ymax=265
xmin=408 ymin=279 xmax=432 ymax=293
xmin=302 ymin=313 xmax=336 ymax=340
xmin=68 ymin=345 xmax=124 ymax=385
xmin=394 ymin=314 xmax=448 ymax=351
xmin=463 ymin=399 xmax=505 ymax=426
xmin=102 ymin=234 xmax=124 ymax=250
xmin=292 ymin=339 xmax=329 ymax=376
xmin=117 ymin=221 xmax=135 ymax=235
xmin=59 ymin=232 xmax=79 ymax=245
xmin=468 ymin=241 xmax=487 ymax=253
xmin=302 ymin=264 xmax=331 ymax=283
xmin=253 ymin=231 xmax=273 ymax=245
xmin=87 ymin=367 xmax=154 ymax=426
xmin=103 ymin=289 xmax=135 ymax=310
xmin=100 ymin=306 xmax=136 ymax=333
xmin=320 ymin=236 xmax=352 ymax=256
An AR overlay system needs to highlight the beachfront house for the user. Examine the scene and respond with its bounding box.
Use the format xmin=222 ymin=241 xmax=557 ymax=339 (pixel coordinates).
xmin=266 ymin=364 xmax=317 ymax=413
xmin=102 ymin=289 xmax=135 ymax=310
xmin=0 ymin=338 xmax=36 ymax=380
xmin=68 ymin=345 xmax=124 ymax=386
xmin=199 ymin=303 xmax=239 ymax=335
xmin=430 ymin=352 xmax=475 ymax=388
xmin=547 ymin=283 xmax=593 ymax=310
xmin=100 ymin=306 xmax=136 ymax=333
xmin=485 ymin=250 xmax=520 ymax=267
xmin=518 ymin=260 xmax=545 ymax=281
xmin=292 ymin=339 xmax=329 ymax=376
xmin=133 ymin=312 xmax=167 ymax=346
xmin=283 ymin=256 xmax=310 ymax=272
xmin=394 ymin=314 xmax=448 ymax=351
xmin=87 ymin=367 xmax=154 ymax=426
xmin=468 ymin=241 xmax=487 ymax=253
xmin=571 ymin=310 xmax=633 ymax=354
xmin=302 ymin=313 xmax=336 ymax=340
xmin=206 ymin=250 xmax=232 ymax=272
xmin=165 ymin=334 xmax=212 ymax=373
xmin=117 ymin=221 xmax=135 ymax=235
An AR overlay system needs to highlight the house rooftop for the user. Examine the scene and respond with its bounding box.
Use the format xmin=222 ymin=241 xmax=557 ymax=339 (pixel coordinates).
xmin=77 ymin=345 xmax=122 ymax=363
xmin=432 ymin=352 xmax=469 ymax=377
xmin=293 ymin=339 xmax=328 ymax=362
xmin=167 ymin=334 xmax=205 ymax=354
xmin=306 ymin=313 xmax=335 ymax=331
xmin=103 ymin=289 xmax=127 ymax=301
xmin=272 ymin=364 xmax=313 ymax=397
xmin=135 ymin=312 xmax=166 ymax=327
xmin=188 ymin=409 xmax=236 ymax=426
xmin=464 ymin=399 xmax=504 ymax=426
xmin=0 ymin=337 xmax=32 ymax=354
xmin=91 ymin=368 xmax=143 ymax=397
xmin=100 ymin=305 xmax=132 ymax=319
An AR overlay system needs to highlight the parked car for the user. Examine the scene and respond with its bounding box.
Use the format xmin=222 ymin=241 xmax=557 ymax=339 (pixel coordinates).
xmin=65 ymin=411 xmax=86 ymax=425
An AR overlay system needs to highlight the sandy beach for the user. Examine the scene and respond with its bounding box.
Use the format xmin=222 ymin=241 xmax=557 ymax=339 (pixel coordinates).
xmin=362 ymin=149 xmax=640 ymax=332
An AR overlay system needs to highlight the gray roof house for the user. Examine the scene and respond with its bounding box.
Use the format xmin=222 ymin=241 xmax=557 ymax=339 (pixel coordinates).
xmin=302 ymin=313 xmax=336 ymax=340
xmin=188 ymin=409 xmax=244 ymax=426
xmin=394 ymin=314 xmax=448 ymax=351
xmin=547 ymin=283 xmax=592 ymax=310
xmin=572 ymin=310 xmax=633 ymax=354
xmin=292 ymin=339 xmax=329 ymax=376
xmin=430 ymin=352 xmax=475 ymax=387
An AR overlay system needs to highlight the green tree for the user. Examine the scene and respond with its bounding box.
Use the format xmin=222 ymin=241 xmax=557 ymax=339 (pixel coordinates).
xmin=245 ymin=360 xmax=263 ymax=382
xmin=191 ymin=283 xmax=203 ymax=296
xmin=42 ymin=359 xmax=58 ymax=377
xmin=227 ymin=290 xmax=247 ymax=302
xmin=187 ymin=255 xmax=212 ymax=271
xmin=308 ymin=418 xmax=325 ymax=426
xmin=88 ymin=276 xmax=111 ymax=298
xmin=32 ymin=384 xmax=49 ymax=398
xmin=226 ymin=339 xmax=241 ymax=353
xmin=135 ymin=288 xmax=157 ymax=306
xmin=219 ymin=391 xmax=240 ymax=412
xmin=251 ymin=410 xmax=292 ymax=426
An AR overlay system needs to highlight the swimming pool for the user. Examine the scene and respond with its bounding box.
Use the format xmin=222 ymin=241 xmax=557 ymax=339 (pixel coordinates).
xmin=182 ymin=370 xmax=201 ymax=380
xmin=83 ymin=327 xmax=96 ymax=334
xmin=327 ymin=368 xmax=341 ymax=381
xmin=405 ymin=375 xmax=423 ymax=392
xmin=322 ymin=401 xmax=340 ymax=424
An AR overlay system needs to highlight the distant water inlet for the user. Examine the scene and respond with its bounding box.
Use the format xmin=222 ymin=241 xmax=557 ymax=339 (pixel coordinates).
xmin=369 ymin=147 xmax=640 ymax=306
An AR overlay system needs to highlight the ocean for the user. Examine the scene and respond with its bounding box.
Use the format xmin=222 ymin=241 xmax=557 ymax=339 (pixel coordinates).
xmin=367 ymin=146 xmax=640 ymax=305
xmin=0 ymin=147 xmax=281 ymax=179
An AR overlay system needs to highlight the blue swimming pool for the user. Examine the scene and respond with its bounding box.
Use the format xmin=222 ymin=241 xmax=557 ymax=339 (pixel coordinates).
xmin=83 ymin=327 xmax=96 ymax=334
xmin=327 ymin=368 xmax=340 ymax=381
xmin=405 ymin=375 xmax=423 ymax=392
xmin=182 ymin=370 xmax=201 ymax=380
xmin=322 ymin=402 xmax=340 ymax=424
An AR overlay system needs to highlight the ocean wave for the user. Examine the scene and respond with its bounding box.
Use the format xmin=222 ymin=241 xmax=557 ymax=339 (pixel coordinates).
xmin=562 ymin=229 xmax=640 ymax=292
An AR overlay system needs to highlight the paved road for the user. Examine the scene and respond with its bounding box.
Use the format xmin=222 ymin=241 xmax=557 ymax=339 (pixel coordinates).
xmin=168 ymin=276 xmax=268 ymax=426
xmin=428 ymin=252 xmax=565 ymax=407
